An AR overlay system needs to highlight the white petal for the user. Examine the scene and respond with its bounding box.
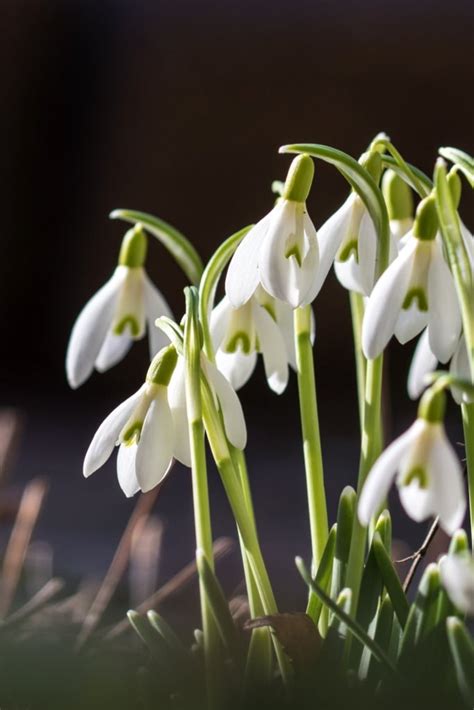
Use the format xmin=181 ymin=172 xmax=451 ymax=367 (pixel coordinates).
xmin=450 ymin=336 xmax=473 ymax=404
xmin=116 ymin=444 xmax=141 ymax=497
xmin=362 ymin=239 xmax=416 ymax=359
xmin=274 ymin=299 xmax=312 ymax=372
xmin=427 ymin=245 xmax=461 ymax=363
xmin=357 ymin=210 xmax=378 ymax=296
xmin=210 ymin=297 xmax=233 ymax=351
xmin=358 ymin=424 xmax=418 ymax=526
xmin=66 ymin=268 xmax=126 ymax=388
xmin=407 ymin=329 xmax=438 ymax=400
xmin=394 ymin=302 xmax=428 ymax=344
xmin=215 ymin=349 xmax=257 ymax=391
xmin=440 ymin=555 xmax=474 ymax=616
xmin=136 ymin=390 xmax=175 ymax=492
xmin=167 ymin=357 xmax=192 ymax=467
xmin=252 ymin=302 xmax=289 ymax=393
xmin=203 ymin=359 xmax=247 ymax=450
xmin=334 ymin=254 xmax=365 ymax=295
xmin=83 ymin=387 xmax=144 ymax=477
xmin=429 ymin=431 xmax=466 ymax=534
xmin=143 ymin=274 xmax=173 ymax=359
xmin=225 ymin=210 xmax=274 ymax=307
xmin=313 ymin=195 xmax=354 ymax=298
xmin=95 ymin=330 xmax=133 ymax=373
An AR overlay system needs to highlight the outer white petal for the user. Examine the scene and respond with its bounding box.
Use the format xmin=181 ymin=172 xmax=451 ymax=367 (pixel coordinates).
xmin=210 ymin=297 xmax=233 ymax=351
xmin=116 ymin=444 xmax=141 ymax=498
xmin=357 ymin=210 xmax=377 ymax=295
xmin=215 ymin=349 xmax=257 ymax=391
xmin=362 ymin=239 xmax=416 ymax=359
xmin=427 ymin=245 xmax=462 ymax=363
xmin=460 ymin=221 xmax=474 ymax=271
xmin=203 ymin=359 xmax=247 ymax=450
xmin=394 ymin=302 xmax=428 ymax=345
xmin=66 ymin=268 xmax=127 ymax=388
xmin=334 ymin=254 xmax=366 ymax=295
xmin=167 ymin=358 xmax=192 ymax=467
xmin=297 ymin=214 xmax=321 ymax=305
xmin=136 ymin=390 xmax=175 ymax=492
xmin=440 ymin=555 xmax=474 ymax=616
xmin=407 ymin=329 xmax=438 ymax=400
xmin=252 ymin=302 xmax=289 ymax=394
xmin=358 ymin=424 xmax=418 ymax=525
xmin=83 ymin=386 xmax=144 ymax=477
xmin=313 ymin=195 xmax=354 ymax=298
xmin=95 ymin=330 xmax=133 ymax=373
xmin=143 ymin=274 xmax=174 ymax=359
xmin=225 ymin=210 xmax=274 ymax=307
xmin=450 ymin=336 xmax=473 ymax=405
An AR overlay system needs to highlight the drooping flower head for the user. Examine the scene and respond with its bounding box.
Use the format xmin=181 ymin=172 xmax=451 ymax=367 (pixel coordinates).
xmin=83 ymin=344 xmax=247 ymax=497
xmin=225 ymin=154 xmax=319 ymax=309
xmin=358 ymin=387 xmax=466 ymax=535
xmin=362 ymin=194 xmax=462 ymax=362
xmin=66 ymin=224 xmax=172 ymax=388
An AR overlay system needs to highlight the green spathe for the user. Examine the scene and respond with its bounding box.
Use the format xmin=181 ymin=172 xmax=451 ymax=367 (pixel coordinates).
xmin=118 ymin=224 xmax=148 ymax=267
xmin=146 ymin=345 xmax=178 ymax=386
xmin=413 ymin=194 xmax=438 ymax=241
xmin=359 ymin=150 xmax=382 ymax=184
xmin=418 ymin=387 xmax=446 ymax=424
xmin=282 ymin=154 xmax=314 ymax=203
xmin=382 ymin=169 xmax=414 ymax=221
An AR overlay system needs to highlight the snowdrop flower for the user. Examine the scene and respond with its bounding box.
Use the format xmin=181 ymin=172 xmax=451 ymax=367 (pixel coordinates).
xmin=358 ymin=388 xmax=466 ymax=535
xmin=210 ymin=286 xmax=315 ymax=394
xmin=382 ymin=168 xmax=414 ymax=241
xmin=66 ymin=225 xmax=172 ymax=388
xmin=362 ymin=195 xmax=462 ymax=362
xmin=83 ymin=345 xmax=246 ymax=497
xmin=225 ymin=155 xmax=319 ymax=309
xmin=439 ymin=552 xmax=474 ymax=616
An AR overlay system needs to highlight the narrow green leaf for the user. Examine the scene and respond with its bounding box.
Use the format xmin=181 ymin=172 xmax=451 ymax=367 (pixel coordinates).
xmin=127 ymin=610 xmax=171 ymax=669
xmin=306 ymin=523 xmax=336 ymax=625
xmin=110 ymin=209 xmax=204 ymax=285
xmin=372 ymin=532 xmax=409 ymax=627
xmin=372 ymin=138 xmax=432 ymax=197
xmin=363 ymin=595 xmax=394 ymax=684
xmin=446 ymin=617 xmax=474 ymax=706
xmin=198 ymin=225 xmax=252 ymax=360
xmin=147 ymin=611 xmax=189 ymax=661
xmin=279 ymin=143 xmax=391 ymax=280
xmin=155 ymin=316 xmax=184 ymax=354
xmin=398 ymin=563 xmax=440 ymax=668
xmin=434 ymin=159 xmax=472 ymax=277
xmin=296 ymin=557 xmax=398 ymax=676
xmin=439 ymin=147 xmax=474 ymax=188
xmin=196 ymin=549 xmax=242 ymax=666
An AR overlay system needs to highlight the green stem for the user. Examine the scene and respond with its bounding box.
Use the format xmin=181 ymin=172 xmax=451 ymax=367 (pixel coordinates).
xmin=294 ymin=306 xmax=329 ymax=573
xmin=462 ymin=403 xmax=474 ymax=545
xmin=349 ymin=291 xmax=367 ymax=430
xmin=345 ymin=355 xmax=384 ymax=618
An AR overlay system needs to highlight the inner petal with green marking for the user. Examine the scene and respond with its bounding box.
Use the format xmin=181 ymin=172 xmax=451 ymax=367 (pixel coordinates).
xmin=402 ymin=287 xmax=429 ymax=312
xmin=111 ymin=267 xmax=146 ymax=340
xmin=222 ymin=301 xmax=256 ymax=355
xmin=400 ymin=465 xmax=428 ymax=489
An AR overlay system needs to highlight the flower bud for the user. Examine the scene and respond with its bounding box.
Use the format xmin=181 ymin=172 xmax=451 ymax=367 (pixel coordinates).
xmin=413 ymin=195 xmax=438 ymax=241
xmin=118 ymin=224 xmax=148 ymax=267
xmin=282 ymin=154 xmax=315 ymax=202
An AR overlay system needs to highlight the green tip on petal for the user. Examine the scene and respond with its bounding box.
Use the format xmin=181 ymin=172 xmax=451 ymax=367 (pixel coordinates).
xmin=447 ymin=170 xmax=462 ymax=210
xmin=359 ymin=150 xmax=382 ymax=184
xmin=118 ymin=224 xmax=148 ymax=267
xmin=282 ymin=154 xmax=315 ymax=203
xmin=413 ymin=194 xmax=439 ymax=241
xmin=146 ymin=345 xmax=178 ymax=386
xmin=418 ymin=386 xmax=446 ymax=424
xmin=382 ymin=169 xmax=414 ymax=221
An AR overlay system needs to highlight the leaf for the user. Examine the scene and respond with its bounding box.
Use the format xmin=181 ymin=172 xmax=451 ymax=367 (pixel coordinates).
xmin=372 ymin=532 xmax=409 ymax=627
xmin=245 ymin=612 xmax=322 ymax=673
xmin=446 ymin=616 xmax=474 ymax=706
xmin=110 ymin=209 xmax=204 ymax=286
xmin=296 ymin=557 xmax=398 ymax=676
xmin=306 ymin=523 xmax=336 ymax=625
xmin=374 ymin=142 xmax=432 ymax=197
xmin=434 ymin=159 xmax=472 ymax=272
xmin=439 ymin=147 xmax=474 ymax=188
xmin=155 ymin=316 xmax=184 ymax=354
xmin=330 ymin=488 xmax=355 ymax=619
xmin=363 ymin=595 xmax=394 ymax=684
xmin=279 ymin=143 xmax=391 ymax=280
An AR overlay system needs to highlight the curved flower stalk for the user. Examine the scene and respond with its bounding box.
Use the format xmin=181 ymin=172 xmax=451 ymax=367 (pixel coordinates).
xmin=440 ymin=552 xmax=474 ymax=616
xmin=358 ymin=387 xmax=466 ymax=535
xmin=83 ymin=344 xmax=246 ymax=497
xmin=210 ymin=286 xmax=315 ymax=394
xmin=66 ymin=225 xmax=172 ymax=388
xmin=225 ymin=154 xmax=319 ymax=309
xmin=362 ymin=195 xmax=462 ymax=363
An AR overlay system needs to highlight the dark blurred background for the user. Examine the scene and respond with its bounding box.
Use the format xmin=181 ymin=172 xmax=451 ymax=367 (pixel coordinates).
xmin=0 ymin=0 xmax=473 ymax=613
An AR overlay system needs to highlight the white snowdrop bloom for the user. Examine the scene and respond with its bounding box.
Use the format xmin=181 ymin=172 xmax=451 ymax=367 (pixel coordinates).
xmin=83 ymin=346 xmax=247 ymax=497
xmin=439 ymin=553 xmax=474 ymax=616
xmin=358 ymin=391 xmax=466 ymax=535
xmin=225 ymin=155 xmax=319 ymax=309
xmin=210 ymin=287 xmax=315 ymax=394
xmin=362 ymin=196 xmax=461 ymax=362
xmin=66 ymin=225 xmax=172 ymax=389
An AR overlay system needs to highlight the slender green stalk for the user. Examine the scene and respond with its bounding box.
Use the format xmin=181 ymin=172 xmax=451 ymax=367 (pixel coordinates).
xmin=349 ymin=291 xmax=366 ymax=430
xmin=294 ymin=305 xmax=329 ymax=572
xmin=462 ymin=403 xmax=474 ymax=543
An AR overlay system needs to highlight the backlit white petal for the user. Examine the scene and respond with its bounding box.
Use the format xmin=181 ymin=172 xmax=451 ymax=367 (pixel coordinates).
xmin=450 ymin=336 xmax=473 ymax=405
xmin=313 ymin=195 xmax=354 ymax=297
xmin=407 ymin=329 xmax=438 ymax=400
xmin=334 ymin=255 xmax=365 ymax=295
xmin=225 ymin=210 xmax=274 ymax=307
xmin=143 ymin=274 xmax=173 ymax=359
xmin=116 ymin=444 xmax=141 ymax=497
xmin=362 ymin=239 xmax=416 ymax=359
xmin=357 ymin=210 xmax=377 ymax=295
xmin=394 ymin=302 xmax=428 ymax=344
xmin=66 ymin=268 xmax=126 ymax=388
xmin=95 ymin=330 xmax=133 ymax=373
xmin=210 ymin=297 xmax=233 ymax=351
xmin=427 ymin=245 xmax=461 ymax=363
xmin=358 ymin=424 xmax=417 ymax=525
xmin=83 ymin=386 xmax=145 ymax=477
xmin=440 ymin=555 xmax=474 ymax=615
xmin=215 ymin=349 xmax=257 ymax=391
xmin=428 ymin=431 xmax=465 ymax=534
xmin=203 ymin=359 xmax=247 ymax=450
xmin=136 ymin=389 xmax=175 ymax=492
xmin=253 ymin=302 xmax=289 ymax=394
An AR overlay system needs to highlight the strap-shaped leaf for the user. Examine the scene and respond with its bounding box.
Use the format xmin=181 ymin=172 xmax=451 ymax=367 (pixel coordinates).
xmin=446 ymin=617 xmax=474 ymax=706
xmin=330 ymin=487 xmax=355 ymax=609
xmin=381 ymin=155 xmax=432 ymax=197
xmin=439 ymin=147 xmax=474 ymax=188
xmin=198 ymin=225 xmax=252 ymax=360
xmin=372 ymin=532 xmax=409 ymax=627
xmin=279 ymin=143 xmax=390 ymax=280
xmin=110 ymin=209 xmax=204 ymax=285
xmin=155 ymin=316 xmax=184 ymax=354
xmin=306 ymin=523 xmax=336 ymax=625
